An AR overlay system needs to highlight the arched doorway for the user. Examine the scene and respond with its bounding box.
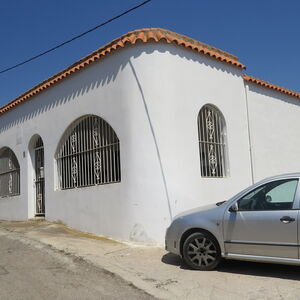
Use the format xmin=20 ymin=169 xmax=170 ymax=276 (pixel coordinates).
xmin=34 ymin=137 xmax=45 ymax=216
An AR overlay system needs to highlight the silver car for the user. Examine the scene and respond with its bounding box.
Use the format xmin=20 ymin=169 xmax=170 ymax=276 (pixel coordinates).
xmin=165 ymin=173 xmax=300 ymax=270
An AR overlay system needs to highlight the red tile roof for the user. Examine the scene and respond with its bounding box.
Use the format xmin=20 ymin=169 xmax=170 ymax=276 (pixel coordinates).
xmin=244 ymin=75 xmax=300 ymax=99
xmin=0 ymin=28 xmax=245 ymax=115
xmin=1 ymin=28 xmax=299 ymax=115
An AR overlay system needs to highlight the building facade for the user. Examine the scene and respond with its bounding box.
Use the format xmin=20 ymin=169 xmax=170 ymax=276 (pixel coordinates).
xmin=0 ymin=28 xmax=300 ymax=245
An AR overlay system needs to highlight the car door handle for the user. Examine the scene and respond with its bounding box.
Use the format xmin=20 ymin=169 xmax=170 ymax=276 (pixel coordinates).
xmin=280 ymin=216 xmax=295 ymax=223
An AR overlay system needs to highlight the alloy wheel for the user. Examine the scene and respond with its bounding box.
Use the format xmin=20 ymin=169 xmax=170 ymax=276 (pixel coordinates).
xmin=183 ymin=232 xmax=221 ymax=270
xmin=187 ymin=236 xmax=217 ymax=266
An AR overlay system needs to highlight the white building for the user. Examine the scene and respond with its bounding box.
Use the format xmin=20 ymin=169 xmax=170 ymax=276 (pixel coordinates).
xmin=0 ymin=28 xmax=300 ymax=245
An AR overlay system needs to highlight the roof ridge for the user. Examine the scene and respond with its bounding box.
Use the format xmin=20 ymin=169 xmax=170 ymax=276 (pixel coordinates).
xmin=126 ymin=28 xmax=239 ymax=61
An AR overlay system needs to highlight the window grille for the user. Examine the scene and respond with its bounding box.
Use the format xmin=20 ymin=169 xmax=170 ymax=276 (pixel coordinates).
xmin=56 ymin=115 xmax=121 ymax=189
xmin=34 ymin=137 xmax=45 ymax=216
xmin=0 ymin=148 xmax=20 ymax=197
xmin=198 ymin=105 xmax=228 ymax=177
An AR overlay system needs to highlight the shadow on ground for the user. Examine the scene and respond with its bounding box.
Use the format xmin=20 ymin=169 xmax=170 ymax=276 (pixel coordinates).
xmin=161 ymin=253 xmax=300 ymax=280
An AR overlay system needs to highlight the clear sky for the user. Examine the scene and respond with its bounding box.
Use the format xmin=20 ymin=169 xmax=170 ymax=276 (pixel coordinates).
xmin=0 ymin=0 xmax=299 ymax=106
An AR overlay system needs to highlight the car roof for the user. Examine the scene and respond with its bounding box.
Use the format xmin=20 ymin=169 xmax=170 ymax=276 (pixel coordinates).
xmin=227 ymin=173 xmax=300 ymax=204
xmin=246 ymin=173 xmax=300 ymax=194
xmin=260 ymin=173 xmax=300 ymax=182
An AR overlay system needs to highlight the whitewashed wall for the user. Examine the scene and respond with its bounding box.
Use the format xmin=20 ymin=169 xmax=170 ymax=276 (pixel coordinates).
xmin=128 ymin=43 xmax=254 ymax=217
xmin=0 ymin=42 xmax=255 ymax=244
xmin=246 ymin=83 xmax=300 ymax=182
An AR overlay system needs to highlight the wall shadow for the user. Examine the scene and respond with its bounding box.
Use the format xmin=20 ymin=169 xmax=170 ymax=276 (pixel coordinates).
xmin=0 ymin=40 xmax=243 ymax=134
xmin=247 ymin=82 xmax=300 ymax=108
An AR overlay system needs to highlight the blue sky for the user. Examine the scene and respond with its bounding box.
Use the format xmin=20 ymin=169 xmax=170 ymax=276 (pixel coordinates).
xmin=0 ymin=0 xmax=299 ymax=106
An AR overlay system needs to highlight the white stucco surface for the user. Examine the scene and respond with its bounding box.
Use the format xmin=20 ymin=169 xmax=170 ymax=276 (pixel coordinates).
xmin=0 ymin=39 xmax=298 ymax=245
xmin=246 ymin=83 xmax=300 ymax=182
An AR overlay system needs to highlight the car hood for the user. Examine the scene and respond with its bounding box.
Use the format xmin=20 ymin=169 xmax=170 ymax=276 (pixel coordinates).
xmin=173 ymin=203 xmax=217 ymax=220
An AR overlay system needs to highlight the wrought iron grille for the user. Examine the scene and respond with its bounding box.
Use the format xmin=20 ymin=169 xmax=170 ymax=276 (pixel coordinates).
xmin=198 ymin=105 xmax=227 ymax=177
xmin=0 ymin=148 xmax=20 ymax=197
xmin=56 ymin=115 xmax=121 ymax=189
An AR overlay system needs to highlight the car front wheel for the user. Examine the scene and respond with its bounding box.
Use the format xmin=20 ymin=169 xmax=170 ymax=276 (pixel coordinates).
xmin=182 ymin=232 xmax=221 ymax=270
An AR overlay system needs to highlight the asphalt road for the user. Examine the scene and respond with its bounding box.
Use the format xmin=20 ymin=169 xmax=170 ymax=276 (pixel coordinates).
xmin=0 ymin=234 xmax=154 ymax=300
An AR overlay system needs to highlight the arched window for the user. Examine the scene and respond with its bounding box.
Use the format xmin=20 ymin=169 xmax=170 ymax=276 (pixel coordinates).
xmin=197 ymin=105 xmax=228 ymax=177
xmin=56 ymin=115 xmax=121 ymax=190
xmin=0 ymin=147 xmax=20 ymax=197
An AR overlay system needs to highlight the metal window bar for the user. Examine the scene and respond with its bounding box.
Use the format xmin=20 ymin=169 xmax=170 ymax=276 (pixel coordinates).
xmin=34 ymin=137 xmax=45 ymax=216
xmin=56 ymin=115 xmax=121 ymax=190
xmin=0 ymin=148 xmax=20 ymax=197
xmin=198 ymin=105 xmax=227 ymax=178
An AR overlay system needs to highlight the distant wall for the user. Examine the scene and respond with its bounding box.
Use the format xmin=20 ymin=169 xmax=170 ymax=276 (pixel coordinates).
xmin=246 ymin=83 xmax=300 ymax=182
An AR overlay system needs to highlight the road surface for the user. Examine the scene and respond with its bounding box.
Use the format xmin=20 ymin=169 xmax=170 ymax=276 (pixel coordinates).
xmin=0 ymin=234 xmax=154 ymax=300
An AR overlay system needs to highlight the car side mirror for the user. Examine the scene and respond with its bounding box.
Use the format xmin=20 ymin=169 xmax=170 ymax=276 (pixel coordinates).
xmin=229 ymin=202 xmax=239 ymax=212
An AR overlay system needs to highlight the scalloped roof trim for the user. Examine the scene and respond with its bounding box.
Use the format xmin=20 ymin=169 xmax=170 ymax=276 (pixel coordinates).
xmin=244 ymin=75 xmax=300 ymax=99
xmin=0 ymin=28 xmax=245 ymax=115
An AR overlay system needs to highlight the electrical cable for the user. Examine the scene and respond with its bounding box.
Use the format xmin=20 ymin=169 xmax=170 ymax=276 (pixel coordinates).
xmin=0 ymin=0 xmax=152 ymax=75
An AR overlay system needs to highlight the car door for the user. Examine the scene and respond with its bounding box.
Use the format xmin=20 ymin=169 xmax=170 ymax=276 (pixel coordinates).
xmin=223 ymin=178 xmax=299 ymax=259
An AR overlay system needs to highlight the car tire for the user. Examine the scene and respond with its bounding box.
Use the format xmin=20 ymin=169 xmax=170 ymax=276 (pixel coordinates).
xmin=182 ymin=232 xmax=221 ymax=270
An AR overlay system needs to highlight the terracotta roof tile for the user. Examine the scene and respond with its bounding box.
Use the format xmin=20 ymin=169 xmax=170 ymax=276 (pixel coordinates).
xmin=244 ymin=75 xmax=300 ymax=99
xmin=0 ymin=28 xmax=244 ymax=116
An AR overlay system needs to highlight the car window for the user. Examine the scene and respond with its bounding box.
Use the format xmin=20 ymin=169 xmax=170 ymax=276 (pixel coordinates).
xmin=237 ymin=179 xmax=298 ymax=211
xmin=266 ymin=180 xmax=298 ymax=203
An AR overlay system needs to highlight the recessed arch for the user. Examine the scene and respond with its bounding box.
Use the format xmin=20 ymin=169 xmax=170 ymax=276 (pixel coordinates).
xmin=55 ymin=114 xmax=121 ymax=190
xmin=0 ymin=147 xmax=20 ymax=197
xmin=197 ymin=104 xmax=228 ymax=177
xmin=28 ymin=134 xmax=45 ymax=217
